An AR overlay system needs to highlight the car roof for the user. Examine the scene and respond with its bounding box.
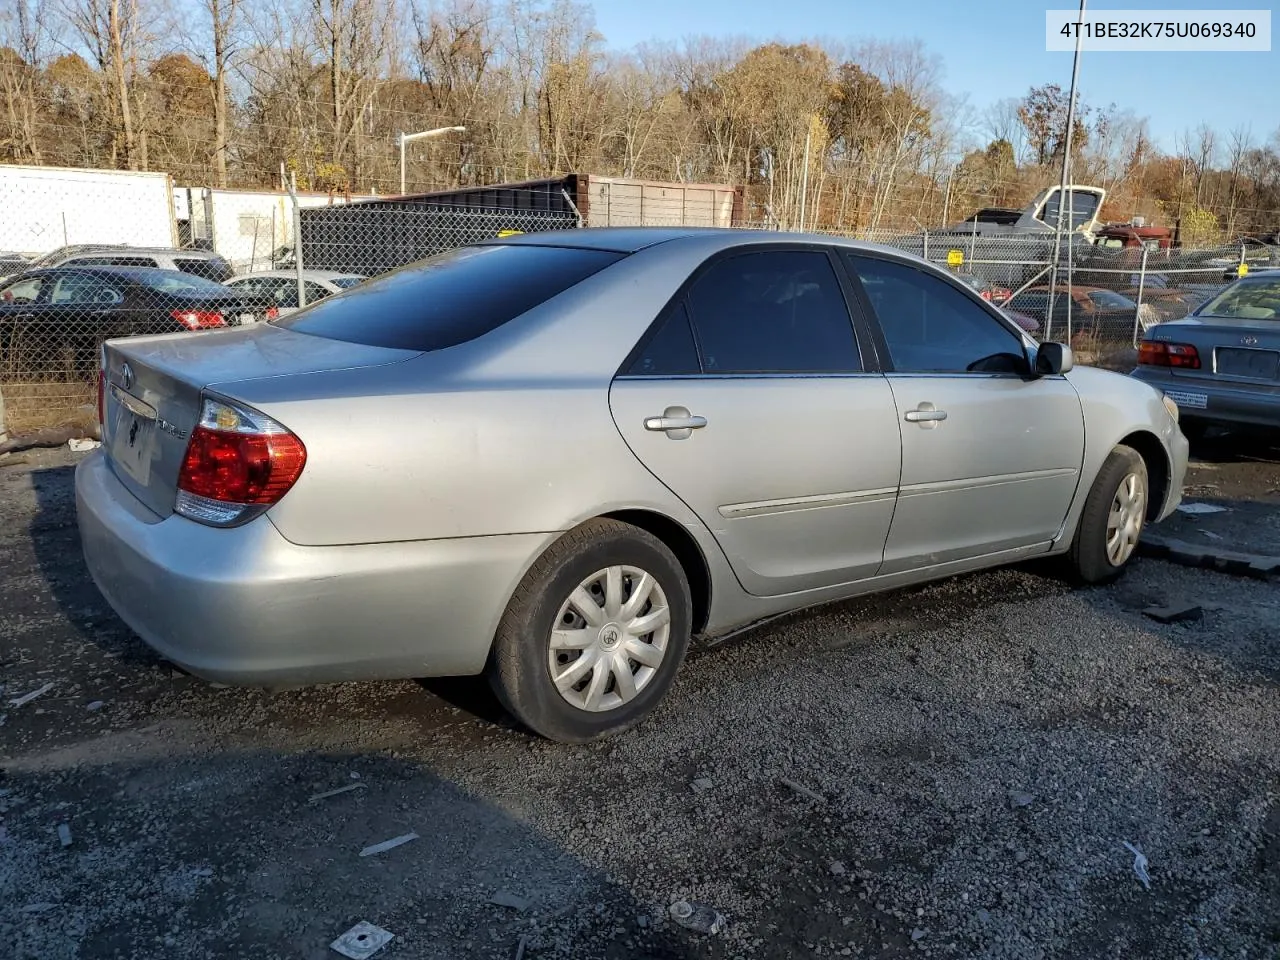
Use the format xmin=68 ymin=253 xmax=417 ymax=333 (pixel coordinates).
xmin=473 ymin=225 xmax=933 ymax=257
xmin=57 ymin=246 xmax=224 ymax=258
xmin=13 ymin=265 xmax=223 ymax=283
xmin=230 ymin=270 xmax=362 ymax=281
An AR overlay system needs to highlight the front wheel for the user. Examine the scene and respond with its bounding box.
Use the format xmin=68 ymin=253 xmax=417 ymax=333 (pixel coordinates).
xmin=1067 ymin=444 xmax=1149 ymax=584
xmin=487 ymin=519 xmax=693 ymax=744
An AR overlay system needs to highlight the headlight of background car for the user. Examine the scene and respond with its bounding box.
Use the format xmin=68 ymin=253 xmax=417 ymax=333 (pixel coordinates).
xmin=1162 ymin=393 xmax=1180 ymax=424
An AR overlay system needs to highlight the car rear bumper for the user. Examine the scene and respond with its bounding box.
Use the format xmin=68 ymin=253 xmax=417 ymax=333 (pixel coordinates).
xmin=75 ymin=450 xmax=554 ymax=686
xmin=1130 ymin=369 xmax=1280 ymax=430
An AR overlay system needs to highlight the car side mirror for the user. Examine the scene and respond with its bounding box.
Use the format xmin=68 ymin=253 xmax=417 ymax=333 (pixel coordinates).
xmin=1035 ymin=342 xmax=1073 ymax=375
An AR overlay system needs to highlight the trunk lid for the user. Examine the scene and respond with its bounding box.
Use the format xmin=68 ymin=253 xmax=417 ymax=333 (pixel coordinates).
xmin=1148 ymin=317 xmax=1280 ymax=383
xmin=101 ymin=323 xmax=419 ymax=518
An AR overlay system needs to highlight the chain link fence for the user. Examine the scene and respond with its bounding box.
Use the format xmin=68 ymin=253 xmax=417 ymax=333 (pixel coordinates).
xmin=808 ymin=226 xmax=1277 ymax=363
xmin=1 ymin=169 xmax=1277 ymax=436
xmin=295 ymin=203 xmax=580 ymax=276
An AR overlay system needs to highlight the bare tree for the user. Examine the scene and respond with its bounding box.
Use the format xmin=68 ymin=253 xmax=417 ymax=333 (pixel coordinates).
xmin=1194 ymin=122 xmax=1216 ymax=206
xmin=1224 ymin=125 xmax=1253 ymax=237
xmin=61 ymin=0 xmax=157 ymax=169
xmin=982 ymin=97 xmax=1026 ymax=163
xmin=200 ymin=0 xmax=242 ymax=187
xmin=308 ymin=0 xmax=397 ymax=188
xmin=856 ymin=39 xmax=942 ymax=231
xmin=0 ymin=0 xmax=54 ymax=162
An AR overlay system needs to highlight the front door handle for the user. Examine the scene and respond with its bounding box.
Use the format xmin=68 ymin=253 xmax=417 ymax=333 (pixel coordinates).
xmin=644 ymin=406 xmax=707 ymax=440
xmin=904 ymin=403 xmax=947 ymax=428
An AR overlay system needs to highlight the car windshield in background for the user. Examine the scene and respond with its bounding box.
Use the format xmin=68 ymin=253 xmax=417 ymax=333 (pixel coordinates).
xmin=1195 ymin=279 xmax=1280 ymax=320
xmin=1009 ymin=293 xmax=1049 ymax=311
xmin=135 ymin=272 xmax=237 ymax=297
xmin=330 ymin=277 xmax=364 ymax=289
xmin=1087 ymin=290 xmax=1136 ymax=309
xmin=273 ymin=245 xmax=626 ymax=351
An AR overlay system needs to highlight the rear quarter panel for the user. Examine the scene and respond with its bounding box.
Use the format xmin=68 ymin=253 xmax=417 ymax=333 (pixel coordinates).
xmin=1054 ymin=365 xmax=1184 ymax=543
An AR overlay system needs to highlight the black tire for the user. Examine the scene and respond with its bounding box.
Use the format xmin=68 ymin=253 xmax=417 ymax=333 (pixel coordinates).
xmin=1067 ymin=444 xmax=1149 ymax=585
xmin=486 ymin=518 xmax=693 ymax=744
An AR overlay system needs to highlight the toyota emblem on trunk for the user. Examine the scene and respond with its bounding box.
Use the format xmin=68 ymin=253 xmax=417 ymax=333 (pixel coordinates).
xmin=1240 ymin=336 xmax=1259 ymax=346
xmin=121 ymin=362 xmax=134 ymax=390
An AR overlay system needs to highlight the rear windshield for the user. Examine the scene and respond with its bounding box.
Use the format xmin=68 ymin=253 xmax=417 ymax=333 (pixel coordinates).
xmin=1086 ymin=290 xmax=1134 ymax=308
xmin=272 ymin=244 xmax=625 ymax=351
xmin=330 ymin=276 xmax=364 ymax=289
xmin=1195 ymin=279 xmax=1280 ymax=320
xmin=175 ymin=256 xmax=233 ymax=281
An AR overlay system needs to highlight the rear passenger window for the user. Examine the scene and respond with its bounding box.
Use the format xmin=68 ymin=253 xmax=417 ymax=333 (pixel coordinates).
xmin=274 ymin=245 xmax=624 ymax=351
xmin=175 ymin=257 xmax=233 ymax=281
xmin=626 ymin=302 xmax=701 ymax=375
xmin=685 ymin=250 xmax=861 ymax=374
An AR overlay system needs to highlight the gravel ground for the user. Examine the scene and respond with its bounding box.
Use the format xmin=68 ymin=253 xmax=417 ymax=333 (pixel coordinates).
xmin=1 ymin=446 xmax=1278 ymax=960
xmin=1155 ymin=431 xmax=1280 ymax=557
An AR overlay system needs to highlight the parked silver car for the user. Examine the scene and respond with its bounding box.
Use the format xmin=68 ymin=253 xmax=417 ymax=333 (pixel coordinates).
xmin=223 ymin=269 xmax=366 ymax=319
xmin=76 ymin=228 xmax=1188 ymax=742
xmin=1131 ymin=272 xmax=1280 ymax=438
xmin=16 ymin=244 xmax=235 ymax=283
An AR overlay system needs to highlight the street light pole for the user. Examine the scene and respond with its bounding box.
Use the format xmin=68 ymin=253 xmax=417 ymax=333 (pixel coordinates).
xmin=1048 ymin=0 xmax=1086 ymax=342
xmin=397 ymin=125 xmax=466 ymax=196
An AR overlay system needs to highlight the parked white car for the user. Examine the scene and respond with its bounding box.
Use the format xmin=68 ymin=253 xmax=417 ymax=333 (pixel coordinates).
xmin=223 ymin=270 xmax=366 ymax=318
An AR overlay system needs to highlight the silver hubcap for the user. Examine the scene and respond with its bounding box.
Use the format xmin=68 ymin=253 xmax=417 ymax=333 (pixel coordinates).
xmin=1106 ymin=471 xmax=1146 ymax=566
xmin=548 ymin=565 xmax=671 ymax=713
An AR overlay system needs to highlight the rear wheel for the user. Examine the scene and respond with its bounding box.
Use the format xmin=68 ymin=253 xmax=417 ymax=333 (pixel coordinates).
xmin=1068 ymin=444 xmax=1149 ymax=584
xmin=487 ymin=519 xmax=693 ymax=744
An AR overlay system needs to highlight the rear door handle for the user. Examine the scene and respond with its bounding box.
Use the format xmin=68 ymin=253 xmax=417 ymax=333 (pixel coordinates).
xmin=644 ymin=406 xmax=706 ymax=440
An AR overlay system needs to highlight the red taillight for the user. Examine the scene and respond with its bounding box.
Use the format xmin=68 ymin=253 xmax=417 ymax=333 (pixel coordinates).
xmin=172 ymin=309 xmax=226 ymax=330
xmin=175 ymin=398 xmax=306 ymax=526
xmin=1138 ymin=340 xmax=1201 ymax=369
xmin=178 ymin=427 xmax=305 ymax=503
xmin=265 ymin=306 xmax=280 ymax=320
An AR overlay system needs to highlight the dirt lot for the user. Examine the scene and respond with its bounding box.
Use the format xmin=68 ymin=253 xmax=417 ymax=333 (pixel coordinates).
xmin=1 ymin=443 xmax=1278 ymax=960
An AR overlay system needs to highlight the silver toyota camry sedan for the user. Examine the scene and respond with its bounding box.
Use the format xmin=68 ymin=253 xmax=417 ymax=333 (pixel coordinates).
xmin=76 ymin=228 xmax=1189 ymax=743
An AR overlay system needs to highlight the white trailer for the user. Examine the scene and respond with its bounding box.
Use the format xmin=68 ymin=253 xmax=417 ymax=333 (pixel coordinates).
xmin=0 ymin=163 xmax=176 ymax=256
xmin=176 ymin=187 xmax=380 ymax=274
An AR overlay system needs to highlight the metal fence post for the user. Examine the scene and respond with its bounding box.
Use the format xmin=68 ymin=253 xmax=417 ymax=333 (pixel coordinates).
xmin=287 ymin=171 xmax=306 ymax=309
xmin=922 ymin=229 xmax=929 ymax=262
xmin=1132 ymin=246 xmax=1149 ymax=348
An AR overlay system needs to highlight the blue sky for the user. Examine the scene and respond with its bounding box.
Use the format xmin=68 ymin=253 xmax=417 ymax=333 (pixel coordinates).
xmin=590 ymin=0 xmax=1277 ymax=155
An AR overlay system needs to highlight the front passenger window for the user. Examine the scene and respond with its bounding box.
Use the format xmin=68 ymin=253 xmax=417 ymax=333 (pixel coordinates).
xmin=846 ymin=255 xmax=1028 ymax=375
